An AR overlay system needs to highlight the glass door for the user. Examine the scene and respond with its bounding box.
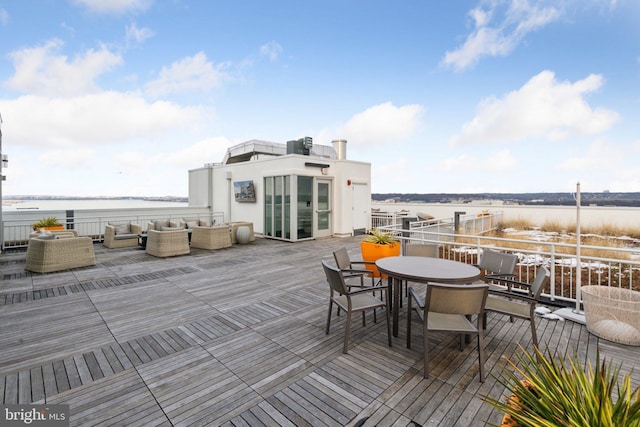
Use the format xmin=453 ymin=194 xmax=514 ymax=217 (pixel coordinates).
xmin=264 ymin=176 xmax=290 ymax=239
xmin=314 ymin=179 xmax=332 ymax=238
xmin=297 ymin=176 xmax=313 ymax=239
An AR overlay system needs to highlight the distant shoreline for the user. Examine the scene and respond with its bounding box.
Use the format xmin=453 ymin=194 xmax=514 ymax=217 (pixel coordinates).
xmin=3 ymin=195 xmax=188 ymax=203
xmin=372 ymin=192 xmax=640 ymax=207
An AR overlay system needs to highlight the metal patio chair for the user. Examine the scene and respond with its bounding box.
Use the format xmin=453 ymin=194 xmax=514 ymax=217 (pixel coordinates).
xmin=322 ymin=261 xmax=391 ymax=353
xmin=407 ymin=283 xmax=489 ymax=381
xmin=483 ymin=266 xmax=550 ymax=348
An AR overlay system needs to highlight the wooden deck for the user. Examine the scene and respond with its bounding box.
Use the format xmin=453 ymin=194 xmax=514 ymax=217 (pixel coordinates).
xmin=1 ymin=236 xmax=638 ymax=426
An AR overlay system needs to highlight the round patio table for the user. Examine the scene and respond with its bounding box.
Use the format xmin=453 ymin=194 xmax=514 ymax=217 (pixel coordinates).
xmin=376 ymin=256 xmax=481 ymax=336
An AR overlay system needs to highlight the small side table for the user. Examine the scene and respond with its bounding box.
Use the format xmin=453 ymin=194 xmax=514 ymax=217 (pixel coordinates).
xmin=236 ymin=226 xmax=251 ymax=244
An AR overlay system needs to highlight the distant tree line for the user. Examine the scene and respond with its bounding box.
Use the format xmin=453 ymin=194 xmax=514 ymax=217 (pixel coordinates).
xmin=372 ymin=193 xmax=640 ymax=207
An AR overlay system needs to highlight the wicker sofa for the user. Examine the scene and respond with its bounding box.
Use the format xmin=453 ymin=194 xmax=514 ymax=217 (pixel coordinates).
xmin=147 ymin=219 xmax=180 ymax=231
xmin=25 ymin=231 xmax=96 ymax=273
xmin=145 ymin=229 xmax=190 ymax=257
xmin=103 ymin=222 xmax=142 ymax=249
xmin=190 ymin=225 xmax=232 ymax=250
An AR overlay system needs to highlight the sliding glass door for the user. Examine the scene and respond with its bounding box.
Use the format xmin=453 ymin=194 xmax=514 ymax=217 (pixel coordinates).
xmin=264 ymin=176 xmax=290 ymax=239
xmin=264 ymin=175 xmax=331 ymax=241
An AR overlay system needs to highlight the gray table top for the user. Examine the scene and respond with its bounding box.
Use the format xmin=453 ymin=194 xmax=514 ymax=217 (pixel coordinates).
xmin=376 ymin=256 xmax=481 ymax=284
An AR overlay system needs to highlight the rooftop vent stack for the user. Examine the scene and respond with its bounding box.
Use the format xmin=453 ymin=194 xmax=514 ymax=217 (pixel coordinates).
xmin=332 ymin=139 xmax=347 ymax=160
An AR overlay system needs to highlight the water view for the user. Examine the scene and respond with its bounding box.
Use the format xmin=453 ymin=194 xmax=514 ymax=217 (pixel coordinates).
xmin=2 ymin=198 xmax=188 ymax=211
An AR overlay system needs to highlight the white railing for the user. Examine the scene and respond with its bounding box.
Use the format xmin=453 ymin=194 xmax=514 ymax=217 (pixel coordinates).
xmin=372 ymin=211 xmax=502 ymax=234
xmin=1 ymin=207 xmax=224 ymax=249
xmin=371 ymin=210 xmax=411 ymax=229
xmin=376 ymin=218 xmax=640 ymax=306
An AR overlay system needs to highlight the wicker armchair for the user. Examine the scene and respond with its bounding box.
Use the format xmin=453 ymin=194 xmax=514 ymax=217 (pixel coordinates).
xmin=190 ymin=225 xmax=232 ymax=250
xmin=25 ymin=234 xmax=96 ymax=273
xmin=145 ymin=229 xmax=190 ymax=257
xmin=103 ymin=223 xmax=142 ymax=248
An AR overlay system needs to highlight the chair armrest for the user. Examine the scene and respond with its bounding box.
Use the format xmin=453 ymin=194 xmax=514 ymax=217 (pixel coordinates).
xmin=485 ymin=273 xmax=516 ymax=280
xmin=347 ymin=285 xmax=387 ymax=296
xmin=130 ymin=224 xmax=142 ymax=234
xmin=351 ymin=260 xmax=376 ymax=267
xmin=340 ymin=268 xmax=372 ymax=276
xmin=489 ymin=276 xmax=532 ymax=290
xmin=488 ymin=289 xmax=538 ymax=303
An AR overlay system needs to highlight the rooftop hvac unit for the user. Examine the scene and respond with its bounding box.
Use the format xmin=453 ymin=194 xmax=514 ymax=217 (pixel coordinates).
xmin=286 ymin=136 xmax=313 ymax=155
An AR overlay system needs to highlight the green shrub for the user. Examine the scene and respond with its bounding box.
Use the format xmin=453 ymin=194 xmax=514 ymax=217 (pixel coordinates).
xmin=484 ymin=345 xmax=640 ymax=427
xmin=31 ymin=217 xmax=63 ymax=230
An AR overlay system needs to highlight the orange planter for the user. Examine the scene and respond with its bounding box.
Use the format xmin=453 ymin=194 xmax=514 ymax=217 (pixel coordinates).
xmin=33 ymin=225 xmax=65 ymax=231
xmin=360 ymin=241 xmax=401 ymax=278
xmin=500 ymin=380 xmax=535 ymax=427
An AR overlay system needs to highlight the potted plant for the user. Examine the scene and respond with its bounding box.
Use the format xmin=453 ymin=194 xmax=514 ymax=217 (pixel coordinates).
xmin=31 ymin=217 xmax=64 ymax=231
xmin=484 ymin=345 xmax=640 ymax=426
xmin=360 ymin=229 xmax=401 ymax=277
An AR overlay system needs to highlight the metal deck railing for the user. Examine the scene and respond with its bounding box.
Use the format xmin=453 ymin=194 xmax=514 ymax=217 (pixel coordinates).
xmin=372 ymin=213 xmax=640 ymax=306
xmin=1 ymin=207 xmax=224 ymax=250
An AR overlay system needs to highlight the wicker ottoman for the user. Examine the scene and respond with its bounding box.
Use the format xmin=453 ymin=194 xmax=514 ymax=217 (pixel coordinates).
xmin=25 ymin=235 xmax=96 ymax=273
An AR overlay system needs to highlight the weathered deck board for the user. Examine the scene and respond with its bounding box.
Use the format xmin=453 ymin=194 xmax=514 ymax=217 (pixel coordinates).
xmin=1 ymin=236 xmax=639 ymax=426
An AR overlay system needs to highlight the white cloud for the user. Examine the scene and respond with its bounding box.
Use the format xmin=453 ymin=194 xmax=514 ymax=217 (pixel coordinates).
xmin=0 ymin=8 xmax=9 ymax=26
xmin=439 ymin=154 xmax=477 ymax=172
xmin=439 ymin=149 xmax=516 ymax=172
xmin=449 ymin=70 xmax=619 ymax=146
xmin=260 ymin=41 xmax=283 ymax=62
xmin=5 ymin=39 xmax=123 ymax=97
xmin=337 ymin=102 xmax=424 ymax=146
xmin=113 ymin=151 xmax=147 ymax=176
xmin=110 ymin=139 xmax=230 ymax=194
xmin=126 ymin=22 xmax=155 ymax=45
xmin=39 ymin=148 xmax=96 ymax=168
xmin=441 ymin=0 xmax=561 ymax=71
xmin=371 ymin=158 xmax=412 ymax=193
xmin=609 ymin=167 xmax=640 ymax=192
xmin=556 ymin=139 xmax=623 ymax=170
xmin=162 ymin=137 xmax=231 ymax=169
xmin=71 ymin=0 xmax=152 ymax=14
xmin=0 ymin=92 xmax=203 ymax=147
xmin=145 ymin=52 xmax=229 ymax=97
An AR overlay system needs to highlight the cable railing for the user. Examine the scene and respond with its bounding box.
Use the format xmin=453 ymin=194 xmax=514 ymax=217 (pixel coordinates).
xmin=374 ymin=216 xmax=640 ymax=306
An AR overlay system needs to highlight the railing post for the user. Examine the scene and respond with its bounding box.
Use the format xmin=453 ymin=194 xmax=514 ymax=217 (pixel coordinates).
xmin=66 ymin=210 xmax=74 ymax=230
xmin=549 ymin=244 xmax=556 ymax=301
xmin=401 ymin=216 xmax=417 ymax=252
xmin=454 ymin=211 xmax=465 ymax=233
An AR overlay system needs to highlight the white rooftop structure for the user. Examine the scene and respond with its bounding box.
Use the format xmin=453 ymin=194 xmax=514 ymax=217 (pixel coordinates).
xmin=189 ymin=138 xmax=371 ymax=242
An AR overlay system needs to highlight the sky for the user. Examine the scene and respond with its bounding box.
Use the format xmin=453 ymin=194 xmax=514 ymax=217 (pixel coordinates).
xmin=0 ymin=0 xmax=638 ymax=198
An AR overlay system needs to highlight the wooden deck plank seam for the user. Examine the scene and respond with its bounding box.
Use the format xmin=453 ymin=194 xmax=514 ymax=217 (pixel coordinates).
xmin=0 ymin=266 xmax=201 ymax=306
xmin=3 ymin=308 xmax=385 ymax=419
xmin=2 ymin=238 xmax=638 ymax=426
xmin=1 ymin=304 xmax=293 ymax=404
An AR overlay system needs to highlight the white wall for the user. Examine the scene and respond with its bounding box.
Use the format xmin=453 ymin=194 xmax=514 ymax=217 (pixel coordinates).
xmin=331 ymin=161 xmax=370 ymax=237
xmin=188 ymin=168 xmax=210 ymax=207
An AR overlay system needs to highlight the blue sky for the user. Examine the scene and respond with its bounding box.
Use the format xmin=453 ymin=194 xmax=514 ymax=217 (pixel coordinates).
xmin=0 ymin=0 xmax=638 ymax=197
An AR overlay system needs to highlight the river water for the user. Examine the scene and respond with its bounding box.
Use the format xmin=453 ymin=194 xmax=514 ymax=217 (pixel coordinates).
xmin=2 ymin=199 xmax=188 ymax=211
